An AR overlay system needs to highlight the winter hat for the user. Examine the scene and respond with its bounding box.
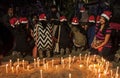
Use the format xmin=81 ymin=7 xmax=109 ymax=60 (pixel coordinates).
xmin=88 ymin=15 xmax=95 ymax=23
xmin=60 ymin=16 xmax=67 ymax=22
xmin=39 ymin=13 xmax=46 ymax=21
xmin=9 ymin=17 xmax=19 ymax=27
xmin=71 ymin=17 xmax=79 ymax=25
xmin=19 ymin=17 xmax=28 ymax=24
xmin=80 ymin=7 xmax=85 ymax=12
xmin=101 ymin=11 xmax=112 ymax=20
xmin=96 ymin=15 xmax=100 ymax=23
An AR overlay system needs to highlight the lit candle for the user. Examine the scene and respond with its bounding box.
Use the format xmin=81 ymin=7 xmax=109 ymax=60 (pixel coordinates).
xmin=79 ymin=64 xmax=83 ymax=68
xmin=34 ymin=58 xmax=36 ymax=68
xmin=40 ymin=70 xmax=43 ymax=78
xmin=93 ymin=55 xmax=96 ymax=61
xmin=17 ymin=58 xmax=19 ymax=65
xmin=69 ymin=73 xmax=71 ymax=78
xmin=115 ymin=66 xmax=119 ymax=78
xmin=72 ymin=56 xmax=75 ymax=63
xmin=52 ymin=59 xmax=54 ymax=67
xmin=46 ymin=62 xmax=48 ymax=69
xmin=61 ymin=57 xmax=63 ymax=64
xmin=110 ymin=70 xmax=113 ymax=77
xmin=69 ymin=55 xmax=71 ymax=63
xmin=43 ymin=58 xmax=45 ymax=65
xmin=86 ymin=57 xmax=89 ymax=66
xmin=69 ymin=55 xmax=71 ymax=69
xmin=62 ymin=59 xmax=65 ymax=68
xmin=22 ymin=60 xmax=25 ymax=69
xmin=44 ymin=63 xmax=46 ymax=70
xmin=79 ymin=54 xmax=81 ymax=61
xmin=98 ymin=73 xmax=101 ymax=78
xmin=9 ymin=59 xmax=12 ymax=68
xmin=37 ymin=59 xmax=40 ymax=68
xmin=6 ymin=64 xmax=8 ymax=73
xmin=84 ymin=54 xmax=87 ymax=61
xmin=27 ymin=65 xmax=30 ymax=70
xmin=55 ymin=65 xmax=58 ymax=70
xmin=11 ymin=66 xmax=14 ymax=73
xmin=16 ymin=65 xmax=19 ymax=73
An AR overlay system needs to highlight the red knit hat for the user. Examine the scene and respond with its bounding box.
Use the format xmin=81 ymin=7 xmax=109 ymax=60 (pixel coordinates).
xmin=39 ymin=13 xmax=46 ymax=21
xmin=88 ymin=15 xmax=95 ymax=23
xmin=19 ymin=17 xmax=28 ymax=24
xmin=101 ymin=11 xmax=112 ymax=20
xmin=71 ymin=17 xmax=79 ymax=25
xmin=9 ymin=17 xmax=19 ymax=27
xmin=80 ymin=7 xmax=85 ymax=12
xmin=60 ymin=16 xmax=67 ymax=22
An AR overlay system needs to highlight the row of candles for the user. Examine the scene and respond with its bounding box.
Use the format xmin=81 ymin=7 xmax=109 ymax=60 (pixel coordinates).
xmin=5 ymin=53 xmax=119 ymax=78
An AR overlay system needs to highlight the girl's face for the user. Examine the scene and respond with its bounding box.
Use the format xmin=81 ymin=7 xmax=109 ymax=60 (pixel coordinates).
xmin=100 ymin=16 xmax=106 ymax=25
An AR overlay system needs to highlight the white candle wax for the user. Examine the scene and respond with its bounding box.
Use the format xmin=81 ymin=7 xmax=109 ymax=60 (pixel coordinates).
xmin=72 ymin=56 xmax=75 ymax=63
xmin=110 ymin=70 xmax=113 ymax=77
xmin=34 ymin=58 xmax=36 ymax=68
xmin=40 ymin=70 xmax=43 ymax=78
xmin=62 ymin=59 xmax=65 ymax=68
xmin=115 ymin=66 xmax=119 ymax=78
xmin=11 ymin=66 xmax=14 ymax=73
xmin=43 ymin=58 xmax=45 ymax=65
xmin=37 ymin=59 xmax=40 ymax=68
xmin=17 ymin=58 xmax=19 ymax=65
xmin=22 ymin=60 xmax=25 ymax=69
xmin=56 ymin=65 xmax=58 ymax=70
xmin=6 ymin=64 xmax=8 ymax=73
xmin=69 ymin=73 xmax=71 ymax=78
xmin=27 ymin=65 xmax=30 ymax=70
xmin=61 ymin=57 xmax=63 ymax=64
xmin=69 ymin=55 xmax=71 ymax=69
xmin=9 ymin=59 xmax=12 ymax=68
xmin=16 ymin=65 xmax=19 ymax=73
xmin=79 ymin=54 xmax=81 ymax=61
xmin=98 ymin=73 xmax=101 ymax=78
xmin=46 ymin=62 xmax=48 ymax=69
xmin=52 ymin=59 xmax=54 ymax=67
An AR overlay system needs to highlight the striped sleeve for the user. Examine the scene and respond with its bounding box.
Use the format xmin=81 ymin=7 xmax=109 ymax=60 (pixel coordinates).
xmin=105 ymin=27 xmax=112 ymax=34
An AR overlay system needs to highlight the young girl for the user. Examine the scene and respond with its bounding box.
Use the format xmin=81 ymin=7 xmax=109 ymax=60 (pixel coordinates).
xmin=91 ymin=11 xmax=112 ymax=60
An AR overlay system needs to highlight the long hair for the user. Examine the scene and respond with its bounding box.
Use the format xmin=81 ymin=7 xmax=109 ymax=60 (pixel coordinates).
xmin=97 ymin=17 xmax=110 ymax=35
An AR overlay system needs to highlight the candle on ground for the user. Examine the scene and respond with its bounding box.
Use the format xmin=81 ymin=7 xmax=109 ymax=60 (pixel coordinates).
xmin=27 ymin=65 xmax=30 ymax=70
xmin=79 ymin=54 xmax=81 ymax=61
xmin=52 ymin=59 xmax=54 ymax=67
xmin=37 ymin=59 xmax=40 ymax=68
xmin=22 ymin=60 xmax=25 ymax=69
xmin=17 ymin=58 xmax=19 ymax=65
xmin=115 ymin=66 xmax=119 ymax=78
xmin=40 ymin=69 xmax=43 ymax=78
xmin=11 ymin=66 xmax=14 ymax=73
xmin=69 ymin=73 xmax=71 ymax=78
xmin=6 ymin=64 xmax=8 ymax=73
xmin=16 ymin=65 xmax=19 ymax=73
xmin=34 ymin=58 xmax=36 ymax=68
xmin=9 ymin=59 xmax=12 ymax=68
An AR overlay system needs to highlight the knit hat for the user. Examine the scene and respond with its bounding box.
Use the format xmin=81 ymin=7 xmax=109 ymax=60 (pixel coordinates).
xmin=80 ymin=7 xmax=85 ymax=12
xmin=9 ymin=17 xmax=19 ymax=27
xmin=19 ymin=17 xmax=28 ymax=24
xmin=39 ymin=13 xmax=46 ymax=21
xmin=71 ymin=17 xmax=79 ymax=25
xmin=60 ymin=16 xmax=67 ymax=22
xmin=101 ymin=11 xmax=112 ymax=20
xmin=88 ymin=15 xmax=95 ymax=23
